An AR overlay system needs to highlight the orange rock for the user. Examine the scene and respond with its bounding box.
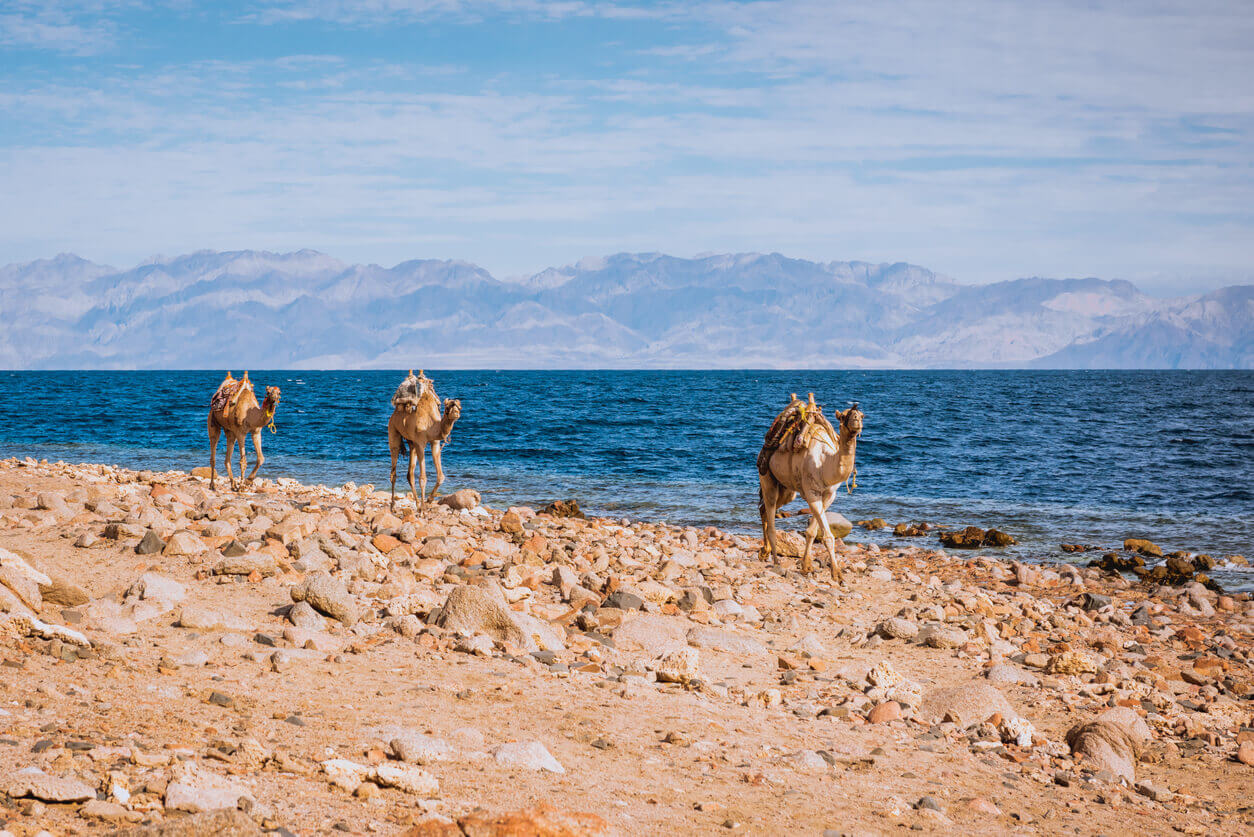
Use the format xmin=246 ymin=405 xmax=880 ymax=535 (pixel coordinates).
xmin=867 ymin=701 xmax=901 ymax=724
xmin=808 ymin=658 xmax=829 ymax=673
xmin=1237 ymin=741 xmax=1254 ymax=767
xmin=1193 ymin=657 xmax=1229 ymax=676
xmin=440 ymin=803 xmax=609 ymax=836
xmin=373 ymin=533 xmax=403 ymax=554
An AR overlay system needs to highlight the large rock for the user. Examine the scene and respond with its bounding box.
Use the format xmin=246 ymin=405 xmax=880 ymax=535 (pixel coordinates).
xmin=371 ymin=764 xmax=439 ymax=796
xmin=136 ymin=530 xmax=166 ymax=555
xmin=919 ymin=683 xmax=1017 ymax=727
xmin=0 ymin=564 xmax=42 ymax=611
xmin=391 ymin=733 xmax=453 ymax=764
xmin=213 ymin=554 xmax=278 ymax=578
xmin=6 ymin=768 xmax=96 ymax=802
xmin=826 ymin=512 xmax=853 ymax=539
xmin=687 ymin=626 xmax=768 ymax=656
xmin=1124 ymin=538 xmax=1163 ymax=558
xmin=40 ymin=576 xmax=89 ymax=607
xmin=178 ymin=605 xmax=251 ymax=632
xmin=437 ymin=489 xmax=481 ymax=510
xmin=434 ymin=585 xmax=524 ymax=647
xmin=653 ymin=647 xmax=700 ymax=684
xmin=164 ymin=762 xmax=252 ymax=813
xmin=612 ymin=613 xmax=688 ymax=656
xmin=916 ymin=623 xmax=968 ymax=649
xmin=1066 ymin=720 xmax=1142 ymax=783
xmin=493 ymin=741 xmax=565 ymax=773
xmin=510 ymin=611 xmax=566 ymax=652
xmin=164 ymin=531 xmax=208 ymax=556
xmin=116 ymin=809 xmax=262 ymax=836
xmin=444 ymin=806 xmax=609 ymax=837
xmin=126 ymin=572 xmax=187 ymax=605
xmin=290 ymin=571 xmax=359 ymax=625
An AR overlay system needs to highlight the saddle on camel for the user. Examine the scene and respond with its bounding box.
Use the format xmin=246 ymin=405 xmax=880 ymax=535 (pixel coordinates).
xmin=207 ymin=371 xmax=282 ymax=491
xmin=756 ymin=392 xmax=845 ymax=480
xmin=391 ymin=369 xmax=430 ymax=413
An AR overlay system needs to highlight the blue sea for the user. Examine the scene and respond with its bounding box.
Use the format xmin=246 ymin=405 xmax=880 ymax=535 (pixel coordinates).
xmin=2 ymin=370 xmax=1251 ymax=590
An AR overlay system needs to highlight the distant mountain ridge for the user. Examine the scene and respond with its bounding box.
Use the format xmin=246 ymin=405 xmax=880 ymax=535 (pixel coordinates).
xmin=1 ymin=249 xmax=1250 ymax=369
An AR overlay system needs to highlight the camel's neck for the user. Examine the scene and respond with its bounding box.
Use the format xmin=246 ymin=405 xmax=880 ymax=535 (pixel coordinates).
xmin=437 ymin=411 xmax=458 ymax=440
xmin=242 ymin=396 xmax=275 ymax=429
xmin=824 ymin=428 xmax=858 ymax=482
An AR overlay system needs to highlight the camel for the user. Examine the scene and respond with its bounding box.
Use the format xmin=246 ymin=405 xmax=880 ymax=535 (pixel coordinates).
xmin=388 ymin=371 xmax=462 ymax=510
xmin=758 ymin=394 xmax=863 ymax=580
xmin=207 ymin=372 xmax=281 ymax=491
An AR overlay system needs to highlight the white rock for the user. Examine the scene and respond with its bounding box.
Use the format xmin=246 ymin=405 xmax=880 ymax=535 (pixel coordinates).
xmin=493 ymin=741 xmax=565 ymax=773
xmin=370 ymin=763 xmax=439 ymax=796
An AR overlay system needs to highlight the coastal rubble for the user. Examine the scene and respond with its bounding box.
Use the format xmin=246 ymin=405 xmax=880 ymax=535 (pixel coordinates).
xmin=0 ymin=455 xmax=1250 ymax=833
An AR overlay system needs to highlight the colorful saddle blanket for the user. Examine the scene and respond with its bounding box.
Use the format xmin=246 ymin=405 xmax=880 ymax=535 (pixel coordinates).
xmin=210 ymin=377 xmax=249 ymax=414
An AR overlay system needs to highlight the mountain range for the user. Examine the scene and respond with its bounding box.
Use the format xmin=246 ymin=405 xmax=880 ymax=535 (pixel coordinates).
xmin=1 ymin=250 xmax=1251 ymax=369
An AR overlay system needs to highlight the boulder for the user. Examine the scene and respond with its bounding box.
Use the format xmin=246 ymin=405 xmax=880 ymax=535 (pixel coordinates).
xmin=290 ymin=571 xmax=359 ymax=625
xmin=391 ymin=733 xmax=453 ymax=764
xmin=434 ymin=585 xmax=524 ymax=647
xmin=453 ymin=805 xmax=608 ymax=837
xmin=164 ymin=531 xmax=208 ymax=556
xmin=115 ymin=809 xmax=263 ymax=836
xmin=437 ymin=489 xmax=481 ymax=510
xmin=940 ymin=526 xmax=986 ymax=549
xmin=826 ymin=512 xmax=853 ymax=539
xmin=213 ymin=553 xmax=278 ymax=577
xmin=1124 ymin=538 xmax=1163 ymax=558
xmin=126 ymin=572 xmax=187 ymax=605
xmin=6 ymin=769 xmax=96 ymax=802
xmin=687 ymin=626 xmax=768 ymax=656
xmin=136 ymin=530 xmax=166 ymax=555
xmin=916 ymin=623 xmax=968 ymax=649
xmin=371 ymin=763 xmax=439 ymax=796
xmin=40 ymin=576 xmax=89 ymax=607
xmin=0 ymin=564 xmax=42 ymax=611
xmin=878 ymin=617 xmax=919 ymax=640
xmin=652 ymin=647 xmax=700 ymax=684
xmin=1066 ymin=720 xmax=1141 ymax=783
xmin=164 ymin=762 xmax=252 ymax=813
xmin=540 ymin=499 xmax=585 ymax=519
xmin=612 ymin=613 xmax=688 ymax=656
xmin=493 ymin=741 xmax=565 ymax=773
xmin=920 ymin=683 xmax=1017 ymax=727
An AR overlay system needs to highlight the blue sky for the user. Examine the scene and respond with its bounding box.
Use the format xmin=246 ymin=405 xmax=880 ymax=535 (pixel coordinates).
xmin=2 ymin=1 xmax=1252 ymax=293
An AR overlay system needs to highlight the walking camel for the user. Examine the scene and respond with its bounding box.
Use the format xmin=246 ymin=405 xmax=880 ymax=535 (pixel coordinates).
xmin=207 ymin=371 xmax=281 ymax=491
xmin=389 ymin=371 xmax=462 ymax=510
xmin=758 ymin=394 xmax=863 ymax=580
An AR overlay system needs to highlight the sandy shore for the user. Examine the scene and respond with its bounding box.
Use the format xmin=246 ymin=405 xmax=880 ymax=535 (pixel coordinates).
xmin=0 ymin=456 xmax=1251 ymax=836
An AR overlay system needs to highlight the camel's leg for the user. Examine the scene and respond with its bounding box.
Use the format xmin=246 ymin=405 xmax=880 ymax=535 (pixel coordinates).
xmin=388 ymin=428 xmax=402 ymax=512
xmin=407 ymin=444 xmax=419 ymax=508
xmin=208 ymin=416 xmax=220 ymax=491
xmin=224 ymin=435 xmax=238 ymax=490
xmin=801 ymin=513 xmax=818 ymax=576
xmin=236 ymin=433 xmax=249 ymax=492
xmin=246 ymin=429 xmax=264 ymax=483
xmin=416 ymin=444 xmax=428 ymax=505
xmin=802 ymin=488 xmax=841 ymax=582
xmin=758 ymin=473 xmax=783 ymax=563
xmin=429 ymin=441 xmax=445 ymax=504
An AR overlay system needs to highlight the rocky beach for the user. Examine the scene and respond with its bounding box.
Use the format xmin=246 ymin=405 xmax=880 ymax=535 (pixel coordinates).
xmin=0 ymin=456 xmax=1251 ymax=836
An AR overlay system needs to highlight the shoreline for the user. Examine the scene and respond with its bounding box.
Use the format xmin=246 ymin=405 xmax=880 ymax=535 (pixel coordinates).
xmin=0 ymin=457 xmax=1251 ymax=833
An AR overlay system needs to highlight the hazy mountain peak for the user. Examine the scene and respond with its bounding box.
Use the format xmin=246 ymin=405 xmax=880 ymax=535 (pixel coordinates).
xmin=0 ymin=250 xmax=1248 ymax=369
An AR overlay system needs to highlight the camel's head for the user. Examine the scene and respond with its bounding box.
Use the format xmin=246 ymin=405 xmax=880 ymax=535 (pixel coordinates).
xmin=443 ymin=398 xmax=462 ymax=422
xmin=264 ymin=385 xmax=281 ymax=407
xmin=838 ymin=403 xmax=864 ymax=437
